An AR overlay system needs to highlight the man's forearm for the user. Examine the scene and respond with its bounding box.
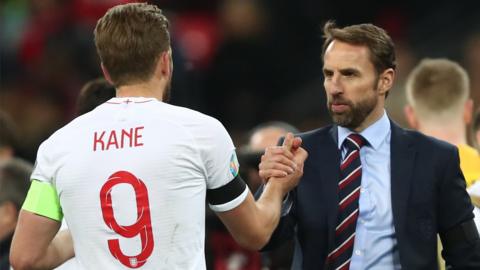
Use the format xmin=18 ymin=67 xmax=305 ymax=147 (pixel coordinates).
xmin=39 ymin=230 xmax=74 ymax=269
xmin=216 ymin=179 xmax=288 ymax=251
xmin=10 ymin=211 xmax=74 ymax=270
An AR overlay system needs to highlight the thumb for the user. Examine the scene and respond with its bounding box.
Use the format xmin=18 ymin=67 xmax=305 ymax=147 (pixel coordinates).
xmin=291 ymin=137 xmax=302 ymax=151
xmin=282 ymin=132 xmax=294 ymax=151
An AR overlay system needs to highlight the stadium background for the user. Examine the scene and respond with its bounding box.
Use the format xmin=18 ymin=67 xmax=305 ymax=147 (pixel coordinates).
xmin=1 ymin=0 xmax=479 ymax=162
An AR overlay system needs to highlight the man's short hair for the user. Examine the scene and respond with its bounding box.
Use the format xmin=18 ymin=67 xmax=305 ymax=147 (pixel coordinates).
xmin=322 ymin=21 xmax=396 ymax=75
xmin=76 ymin=78 xmax=116 ymax=115
xmin=0 ymin=158 xmax=33 ymax=210
xmin=405 ymin=58 xmax=470 ymax=122
xmin=94 ymin=3 xmax=170 ymax=87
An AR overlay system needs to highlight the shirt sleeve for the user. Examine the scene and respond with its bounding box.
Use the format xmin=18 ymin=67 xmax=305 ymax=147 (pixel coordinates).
xmin=196 ymin=117 xmax=248 ymax=212
xmin=23 ymin=139 xmax=63 ymax=221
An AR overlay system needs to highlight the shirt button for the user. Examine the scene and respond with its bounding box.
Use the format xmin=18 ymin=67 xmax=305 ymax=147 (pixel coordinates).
xmin=355 ymin=250 xmax=362 ymax=256
xmin=359 ymin=218 xmax=365 ymax=224
xmin=360 ymin=188 xmax=366 ymax=193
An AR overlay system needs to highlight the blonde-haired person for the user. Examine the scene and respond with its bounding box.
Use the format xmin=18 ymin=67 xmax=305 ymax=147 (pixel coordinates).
xmin=405 ymin=58 xmax=480 ymax=187
xmin=404 ymin=58 xmax=480 ymax=270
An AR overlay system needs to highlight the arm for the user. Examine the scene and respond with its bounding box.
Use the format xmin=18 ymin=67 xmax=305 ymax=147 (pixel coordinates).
xmin=216 ymin=177 xmax=294 ymax=250
xmin=438 ymin=147 xmax=480 ymax=268
xmin=10 ymin=211 xmax=74 ymax=270
xmin=216 ymin=133 xmax=307 ymax=250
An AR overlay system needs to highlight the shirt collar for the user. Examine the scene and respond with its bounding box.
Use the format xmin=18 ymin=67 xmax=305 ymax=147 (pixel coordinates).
xmin=337 ymin=110 xmax=391 ymax=150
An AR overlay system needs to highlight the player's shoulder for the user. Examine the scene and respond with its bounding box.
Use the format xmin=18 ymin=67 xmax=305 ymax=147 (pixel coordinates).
xmin=39 ymin=112 xmax=92 ymax=149
xmin=160 ymin=103 xmax=227 ymax=132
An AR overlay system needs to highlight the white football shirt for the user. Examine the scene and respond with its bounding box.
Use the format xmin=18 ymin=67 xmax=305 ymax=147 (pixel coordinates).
xmin=31 ymin=97 xmax=248 ymax=269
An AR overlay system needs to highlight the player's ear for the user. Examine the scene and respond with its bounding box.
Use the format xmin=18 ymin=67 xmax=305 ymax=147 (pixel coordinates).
xmin=159 ymin=49 xmax=172 ymax=78
xmin=101 ymin=63 xmax=114 ymax=85
xmin=464 ymin=99 xmax=473 ymax=124
xmin=404 ymin=105 xmax=418 ymax=129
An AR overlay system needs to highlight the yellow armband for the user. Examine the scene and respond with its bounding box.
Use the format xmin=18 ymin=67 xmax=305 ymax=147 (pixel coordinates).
xmin=22 ymin=180 xmax=63 ymax=221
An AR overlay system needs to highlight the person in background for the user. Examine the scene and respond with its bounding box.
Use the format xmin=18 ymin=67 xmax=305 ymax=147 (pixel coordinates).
xmin=404 ymin=58 xmax=480 ymax=187
xmin=258 ymin=21 xmax=480 ymax=269
xmin=0 ymin=158 xmax=33 ymax=269
xmin=76 ymin=77 xmax=116 ymax=116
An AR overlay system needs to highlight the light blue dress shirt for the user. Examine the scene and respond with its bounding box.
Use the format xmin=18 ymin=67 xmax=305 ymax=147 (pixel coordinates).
xmin=337 ymin=111 xmax=401 ymax=270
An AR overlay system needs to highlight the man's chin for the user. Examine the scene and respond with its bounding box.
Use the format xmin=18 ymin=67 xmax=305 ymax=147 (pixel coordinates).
xmin=331 ymin=113 xmax=353 ymax=127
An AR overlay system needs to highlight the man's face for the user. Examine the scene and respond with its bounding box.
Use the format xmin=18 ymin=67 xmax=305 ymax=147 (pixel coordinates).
xmin=323 ymin=40 xmax=383 ymax=130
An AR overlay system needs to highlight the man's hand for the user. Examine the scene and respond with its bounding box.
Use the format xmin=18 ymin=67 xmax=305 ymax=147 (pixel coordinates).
xmin=259 ymin=132 xmax=308 ymax=194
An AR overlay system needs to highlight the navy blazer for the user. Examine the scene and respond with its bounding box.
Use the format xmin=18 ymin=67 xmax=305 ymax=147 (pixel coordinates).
xmin=262 ymin=121 xmax=480 ymax=269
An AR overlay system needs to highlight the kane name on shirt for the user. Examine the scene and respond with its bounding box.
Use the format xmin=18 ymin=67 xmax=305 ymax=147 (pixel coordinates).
xmin=93 ymin=126 xmax=144 ymax=151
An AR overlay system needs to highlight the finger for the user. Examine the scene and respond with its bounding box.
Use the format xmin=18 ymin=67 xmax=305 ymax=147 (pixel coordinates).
xmin=259 ymin=169 xmax=288 ymax=180
xmin=259 ymin=156 xmax=297 ymax=171
xmin=282 ymin=132 xmax=294 ymax=151
xmin=264 ymin=147 xmax=294 ymax=159
xmin=292 ymin=137 xmax=302 ymax=151
xmin=293 ymin=147 xmax=309 ymax=164
xmin=259 ymin=161 xmax=295 ymax=174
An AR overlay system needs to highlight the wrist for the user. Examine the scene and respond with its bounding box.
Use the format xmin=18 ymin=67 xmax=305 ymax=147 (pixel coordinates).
xmin=264 ymin=178 xmax=288 ymax=198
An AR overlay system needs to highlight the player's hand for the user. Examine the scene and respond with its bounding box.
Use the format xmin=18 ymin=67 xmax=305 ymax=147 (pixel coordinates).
xmin=258 ymin=133 xmax=308 ymax=189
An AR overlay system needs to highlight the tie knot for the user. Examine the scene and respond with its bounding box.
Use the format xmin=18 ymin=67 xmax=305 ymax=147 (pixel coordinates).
xmin=344 ymin=133 xmax=367 ymax=150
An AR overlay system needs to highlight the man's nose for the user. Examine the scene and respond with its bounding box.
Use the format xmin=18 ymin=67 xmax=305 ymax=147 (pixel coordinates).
xmin=328 ymin=75 xmax=343 ymax=95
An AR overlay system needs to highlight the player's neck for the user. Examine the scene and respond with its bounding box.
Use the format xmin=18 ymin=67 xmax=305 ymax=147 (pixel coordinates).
xmin=116 ymin=78 xmax=166 ymax=101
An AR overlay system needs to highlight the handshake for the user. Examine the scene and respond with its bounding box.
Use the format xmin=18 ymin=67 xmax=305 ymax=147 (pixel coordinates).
xmin=258 ymin=133 xmax=309 ymax=194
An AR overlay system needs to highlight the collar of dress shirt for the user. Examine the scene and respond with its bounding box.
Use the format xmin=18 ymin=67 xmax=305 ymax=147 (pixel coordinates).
xmin=337 ymin=110 xmax=391 ymax=150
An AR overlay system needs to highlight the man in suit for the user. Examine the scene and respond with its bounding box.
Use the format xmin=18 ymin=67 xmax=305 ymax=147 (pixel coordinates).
xmin=257 ymin=21 xmax=480 ymax=269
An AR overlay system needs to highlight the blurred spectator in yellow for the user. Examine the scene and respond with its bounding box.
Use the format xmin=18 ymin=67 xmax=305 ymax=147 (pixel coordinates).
xmin=75 ymin=77 xmax=115 ymax=116
xmin=404 ymin=58 xmax=480 ymax=187
xmin=0 ymin=158 xmax=33 ymax=269
xmin=0 ymin=111 xmax=19 ymax=163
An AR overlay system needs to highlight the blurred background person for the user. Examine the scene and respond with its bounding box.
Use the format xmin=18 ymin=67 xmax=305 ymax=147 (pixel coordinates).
xmin=404 ymin=58 xmax=480 ymax=269
xmin=75 ymin=77 xmax=115 ymax=116
xmin=0 ymin=158 xmax=33 ymax=269
xmin=404 ymin=58 xmax=480 ymax=187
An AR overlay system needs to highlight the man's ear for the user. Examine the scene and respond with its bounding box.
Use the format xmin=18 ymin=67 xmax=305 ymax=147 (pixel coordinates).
xmin=463 ymin=99 xmax=473 ymax=125
xmin=101 ymin=63 xmax=114 ymax=85
xmin=159 ymin=50 xmax=172 ymax=78
xmin=404 ymin=104 xmax=419 ymax=129
xmin=378 ymin=68 xmax=395 ymax=96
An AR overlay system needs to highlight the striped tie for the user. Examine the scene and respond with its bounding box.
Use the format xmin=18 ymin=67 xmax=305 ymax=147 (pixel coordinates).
xmin=327 ymin=133 xmax=367 ymax=270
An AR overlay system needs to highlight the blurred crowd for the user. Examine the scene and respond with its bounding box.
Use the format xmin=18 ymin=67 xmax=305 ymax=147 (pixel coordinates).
xmin=1 ymin=0 xmax=480 ymax=269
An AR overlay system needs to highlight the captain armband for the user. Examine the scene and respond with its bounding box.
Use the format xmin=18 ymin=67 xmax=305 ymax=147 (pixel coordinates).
xmin=22 ymin=180 xmax=63 ymax=221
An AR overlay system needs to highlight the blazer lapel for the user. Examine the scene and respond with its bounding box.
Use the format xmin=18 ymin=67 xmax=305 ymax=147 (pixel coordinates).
xmin=390 ymin=121 xmax=416 ymax=234
xmin=324 ymin=126 xmax=342 ymax=249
